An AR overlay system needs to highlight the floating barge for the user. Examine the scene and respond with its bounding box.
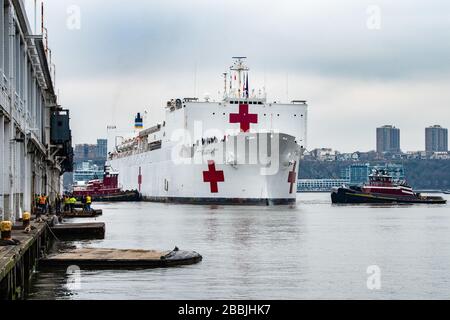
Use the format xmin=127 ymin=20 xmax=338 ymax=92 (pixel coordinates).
xmin=50 ymin=223 xmax=106 ymax=240
xmin=2 ymin=209 xmax=203 ymax=300
xmin=62 ymin=209 xmax=103 ymax=218
xmin=39 ymin=247 xmax=202 ymax=269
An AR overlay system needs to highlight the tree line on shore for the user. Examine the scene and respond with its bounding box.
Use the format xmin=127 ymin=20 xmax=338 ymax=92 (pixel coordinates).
xmin=299 ymin=159 xmax=450 ymax=190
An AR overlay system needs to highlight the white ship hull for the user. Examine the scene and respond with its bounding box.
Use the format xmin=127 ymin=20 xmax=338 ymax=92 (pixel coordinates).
xmin=108 ymin=59 xmax=308 ymax=205
xmin=109 ymin=132 xmax=301 ymax=205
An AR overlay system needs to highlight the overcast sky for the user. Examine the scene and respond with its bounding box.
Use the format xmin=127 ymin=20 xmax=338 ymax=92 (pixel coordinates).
xmin=25 ymin=0 xmax=450 ymax=152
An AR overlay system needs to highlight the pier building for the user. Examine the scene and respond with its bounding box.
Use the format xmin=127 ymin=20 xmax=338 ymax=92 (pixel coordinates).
xmin=0 ymin=0 xmax=72 ymax=222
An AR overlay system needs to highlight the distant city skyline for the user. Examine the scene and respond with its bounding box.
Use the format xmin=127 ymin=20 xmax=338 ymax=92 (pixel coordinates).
xmin=74 ymin=139 xmax=108 ymax=163
xmin=26 ymin=0 xmax=450 ymax=152
xmin=307 ymin=124 xmax=449 ymax=154
xmin=426 ymin=125 xmax=448 ymax=153
xmin=376 ymin=125 xmax=401 ymax=154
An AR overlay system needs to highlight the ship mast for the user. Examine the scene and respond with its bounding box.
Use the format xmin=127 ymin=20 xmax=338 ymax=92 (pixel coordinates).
xmin=223 ymin=72 xmax=228 ymax=98
xmin=230 ymin=57 xmax=249 ymax=98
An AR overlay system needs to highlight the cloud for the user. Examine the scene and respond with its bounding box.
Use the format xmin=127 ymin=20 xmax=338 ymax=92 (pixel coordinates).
xmin=41 ymin=0 xmax=450 ymax=79
xmin=26 ymin=0 xmax=450 ymax=151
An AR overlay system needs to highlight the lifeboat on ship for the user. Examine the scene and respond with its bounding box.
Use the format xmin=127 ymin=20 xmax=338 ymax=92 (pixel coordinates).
xmin=331 ymin=169 xmax=446 ymax=204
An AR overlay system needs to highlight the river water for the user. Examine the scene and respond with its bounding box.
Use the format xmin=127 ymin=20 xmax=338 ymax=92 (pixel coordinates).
xmin=28 ymin=193 xmax=450 ymax=300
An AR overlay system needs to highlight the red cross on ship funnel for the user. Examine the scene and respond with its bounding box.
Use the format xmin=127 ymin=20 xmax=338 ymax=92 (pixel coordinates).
xmin=203 ymin=160 xmax=225 ymax=193
xmin=229 ymin=104 xmax=258 ymax=132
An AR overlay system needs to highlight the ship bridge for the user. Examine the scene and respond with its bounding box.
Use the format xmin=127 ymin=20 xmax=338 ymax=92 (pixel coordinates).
xmin=111 ymin=58 xmax=309 ymax=159
xmin=159 ymin=58 xmax=309 ymax=150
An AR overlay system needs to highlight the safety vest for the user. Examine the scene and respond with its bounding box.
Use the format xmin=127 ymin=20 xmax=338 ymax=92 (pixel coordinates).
xmin=69 ymin=197 xmax=77 ymax=204
xmin=39 ymin=196 xmax=46 ymax=205
xmin=86 ymin=196 xmax=92 ymax=204
xmin=64 ymin=197 xmax=70 ymax=204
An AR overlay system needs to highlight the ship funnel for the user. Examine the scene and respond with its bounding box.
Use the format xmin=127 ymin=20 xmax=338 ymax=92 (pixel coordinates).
xmin=135 ymin=113 xmax=143 ymax=129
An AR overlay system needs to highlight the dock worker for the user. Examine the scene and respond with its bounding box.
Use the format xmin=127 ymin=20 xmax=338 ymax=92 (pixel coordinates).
xmin=85 ymin=195 xmax=92 ymax=212
xmin=69 ymin=195 xmax=77 ymax=212
xmin=39 ymin=194 xmax=47 ymax=214
xmin=63 ymin=195 xmax=70 ymax=212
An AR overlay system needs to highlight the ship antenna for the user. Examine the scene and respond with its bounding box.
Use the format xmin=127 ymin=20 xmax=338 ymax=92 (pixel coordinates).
xmin=230 ymin=57 xmax=249 ymax=98
xmin=223 ymin=72 xmax=228 ymax=98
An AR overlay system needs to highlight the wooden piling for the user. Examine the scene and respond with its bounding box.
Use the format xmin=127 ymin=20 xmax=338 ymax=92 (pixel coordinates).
xmin=0 ymin=222 xmax=50 ymax=300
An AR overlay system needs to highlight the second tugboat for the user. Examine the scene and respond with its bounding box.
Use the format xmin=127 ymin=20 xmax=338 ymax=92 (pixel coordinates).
xmin=331 ymin=169 xmax=446 ymax=204
xmin=73 ymin=166 xmax=141 ymax=202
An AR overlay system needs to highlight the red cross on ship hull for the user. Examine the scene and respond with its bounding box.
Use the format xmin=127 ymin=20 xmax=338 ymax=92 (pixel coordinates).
xmin=203 ymin=160 xmax=225 ymax=193
xmin=229 ymin=104 xmax=258 ymax=132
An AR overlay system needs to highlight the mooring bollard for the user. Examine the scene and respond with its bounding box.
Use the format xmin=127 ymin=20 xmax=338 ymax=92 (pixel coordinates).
xmin=1 ymin=221 xmax=13 ymax=241
xmin=22 ymin=212 xmax=31 ymax=228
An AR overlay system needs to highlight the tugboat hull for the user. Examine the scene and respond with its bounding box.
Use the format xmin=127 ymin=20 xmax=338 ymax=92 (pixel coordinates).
xmin=331 ymin=187 xmax=447 ymax=204
xmin=91 ymin=190 xmax=141 ymax=202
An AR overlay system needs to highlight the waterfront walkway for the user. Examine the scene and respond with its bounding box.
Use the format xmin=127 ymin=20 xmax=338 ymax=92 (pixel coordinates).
xmin=0 ymin=221 xmax=49 ymax=299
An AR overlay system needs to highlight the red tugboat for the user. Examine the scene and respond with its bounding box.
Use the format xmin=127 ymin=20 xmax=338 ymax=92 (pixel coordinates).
xmin=73 ymin=166 xmax=141 ymax=202
xmin=331 ymin=169 xmax=446 ymax=204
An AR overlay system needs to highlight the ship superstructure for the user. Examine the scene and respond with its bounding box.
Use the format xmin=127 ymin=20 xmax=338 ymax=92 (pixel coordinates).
xmin=108 ymin=58 xmax=308 ymax=205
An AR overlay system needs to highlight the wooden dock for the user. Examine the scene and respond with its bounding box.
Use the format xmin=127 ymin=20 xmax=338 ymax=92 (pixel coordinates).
xmin=40 ymin=247 xmax=203 ymax=269
xmin=0 ymin=221 xmax=50 ymax=299
xmin=1 ymin=213 xmax=204 ymax=299
xmin=50 ymin=222 xmax=105 ymax=240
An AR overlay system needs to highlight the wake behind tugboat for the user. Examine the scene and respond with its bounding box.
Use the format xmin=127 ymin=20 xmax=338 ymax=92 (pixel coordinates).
xmin=331 ymin=169 xmax=447 ymax=204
